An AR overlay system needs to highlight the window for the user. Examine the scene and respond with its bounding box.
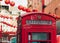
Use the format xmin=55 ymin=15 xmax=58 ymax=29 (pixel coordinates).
xmin=0 ymin=38 xmax=2 ymax=42
xmin=28 ymin=32 xmax=51 ymax=43
xmin=44 ymin=0 xmax=52 ymax=6
xmin=28 ymin=0 xmax=32 ymax=5
xmin=32 ymin=41 xmax=48 ymax=43
xmin=28 ymin=5 xmax=32 ymax=8
xmin=37 ymin=2 xmax=39 ymax=5
xmin=10 ymin=37 xmax=17 ymax=43
xmin=38 ymin=0 xmax=42 ymax=4
xmin=2 ymin=6 xmax=9 ymax=10
xmin=32 ymin=33 xmax=47 ymax=40
xmin=56 ymin=21 xmax=60 ymax=35
xmin=2 ymin=37 xmax=8 ymax=41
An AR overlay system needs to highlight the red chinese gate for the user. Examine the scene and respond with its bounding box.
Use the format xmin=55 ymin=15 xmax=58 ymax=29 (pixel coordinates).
xmin=17 ymin=12 xmax=57 ymax=43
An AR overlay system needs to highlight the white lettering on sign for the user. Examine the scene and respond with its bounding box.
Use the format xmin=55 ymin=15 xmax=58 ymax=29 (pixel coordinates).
xmin=26 ymin=20 xmax=52 ymax=25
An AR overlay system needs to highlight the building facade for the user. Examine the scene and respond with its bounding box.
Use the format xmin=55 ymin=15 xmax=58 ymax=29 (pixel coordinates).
xmin=27 ymin=0 xmax=52 ymax=12
xmin=27 ymin=0 xmax=42 ymax=12
xmin=0 ymin=5 xmax=19 ymax=43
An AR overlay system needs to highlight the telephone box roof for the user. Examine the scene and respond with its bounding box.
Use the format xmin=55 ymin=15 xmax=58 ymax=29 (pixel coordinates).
xmin=20 ymin=12 xmax=60 ymax=19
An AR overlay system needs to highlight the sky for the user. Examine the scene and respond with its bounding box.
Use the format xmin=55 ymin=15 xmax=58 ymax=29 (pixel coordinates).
xmin=1 ymin=0 xmax=28 ymax=7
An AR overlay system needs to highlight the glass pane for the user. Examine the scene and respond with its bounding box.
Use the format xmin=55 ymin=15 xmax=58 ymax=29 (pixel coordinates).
xmin=32 ymin=42 xmax=38 ymax=43
xmin=28 ymin=42 xmax=30 ymax=43
xmin=32 ymin=33 xmax=47 ymax=40
xmin=32 ymin=42 xmax=48 ymax=43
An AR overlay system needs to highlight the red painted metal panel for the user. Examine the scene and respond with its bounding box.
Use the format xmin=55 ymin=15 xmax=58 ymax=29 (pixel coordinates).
xmin=17 ymin=12 xmax=57 ymax=43
xmin=57 ymin=35 xmax=60 ymax=43
xmin=0 ymin=24 xmax=2 ymax=38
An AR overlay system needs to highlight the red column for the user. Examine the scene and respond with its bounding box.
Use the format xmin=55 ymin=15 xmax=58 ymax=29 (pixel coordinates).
xmin=0 ymin=24 xmax=2 ymax=38
xmin=42 ymin=0 xmax=44 ymax=12
xmin=0 ymin=0 xmax=2 ymax=1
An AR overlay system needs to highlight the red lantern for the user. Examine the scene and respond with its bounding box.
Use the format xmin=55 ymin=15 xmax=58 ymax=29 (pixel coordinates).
xmin=22 ymin=7 xmax=27 ymax=11
xmin=56 ymin=15 xmax=60 ymax=19
xmin=10 ymin=1 xmax=15 ymax=6
xmin=5 ymin=0 xmax=10 ymax=4
xmin=26 ymin=8 xmax=32 ymax=12
xmin=10 ymin=17 xmax=13 ymax=19
xmin=18 ymin=5 xmax=24 ymax=10
xmin=16 ymin=17 xmax=18 ymax=20
xmin=32 ymin=9 xmax=38 ymax=12
xmin=50 ymin=14 xmax=54 ymax=16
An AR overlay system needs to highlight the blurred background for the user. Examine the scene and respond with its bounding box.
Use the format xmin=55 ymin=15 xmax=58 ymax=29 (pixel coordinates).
xmin=0 ymin=0 xmax=60 ymax=43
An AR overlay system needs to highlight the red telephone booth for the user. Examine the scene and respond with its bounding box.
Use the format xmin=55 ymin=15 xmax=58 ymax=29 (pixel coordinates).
xmin=17 ymin=12 xmax=57 ymax=43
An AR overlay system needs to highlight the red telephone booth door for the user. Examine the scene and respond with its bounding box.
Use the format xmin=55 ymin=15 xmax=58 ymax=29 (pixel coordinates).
xmin=21 ymin=13 xmax=56 ymax=43
xmin=22 ymin=29 xmax=51 ymax=43
xmin=28 ymin=32 xmax=51 ymax=43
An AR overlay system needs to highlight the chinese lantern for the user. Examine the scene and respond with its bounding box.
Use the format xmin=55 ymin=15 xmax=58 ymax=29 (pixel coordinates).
xmin=18 ymin=5 xmax=24 ymax=10
xmin=26 ymin=8 xmax=32 ymax=12
xmin=10 ymin=1 xmax=15 ymax=6
xmin=32 ymin=9 xmax=38 ymax=12
xmin=10 ymin=17 xmax=13 ymax=19
xmin=22 ymin=7 xmax=27 ymax=11
xmin=5 ymin=16 xmax=8 ymax=19
xmin=50 ymin=14 xmax=54 ymax=16
xmin=5 ymin=0 xmax=10 ymax=4
xmin=16 ymin=17 xmax=18 ymax=20
xmin=56 ymin=15 xmax=60 ymax=19
xmin=18 ymin=5 xmax=20 ymax=10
